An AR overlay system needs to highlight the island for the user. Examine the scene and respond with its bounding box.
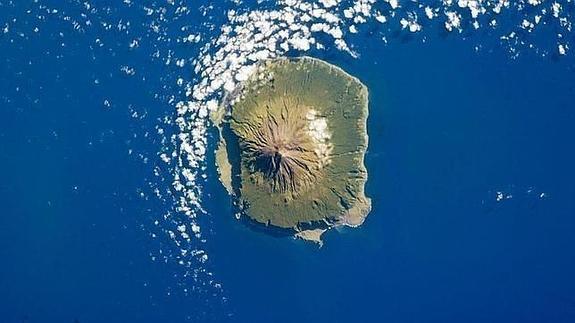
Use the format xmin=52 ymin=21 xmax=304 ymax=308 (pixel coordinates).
xmin=213 ymin=57 xmax=371 ymax=246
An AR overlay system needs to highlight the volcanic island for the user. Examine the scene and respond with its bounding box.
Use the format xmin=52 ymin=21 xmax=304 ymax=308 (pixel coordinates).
xmin=213 ymin=57 xmax=371 ymax=246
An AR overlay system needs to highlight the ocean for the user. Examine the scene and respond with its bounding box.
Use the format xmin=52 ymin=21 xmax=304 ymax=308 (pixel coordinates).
xmin=1 ymin=1 xmax=575 ymax=322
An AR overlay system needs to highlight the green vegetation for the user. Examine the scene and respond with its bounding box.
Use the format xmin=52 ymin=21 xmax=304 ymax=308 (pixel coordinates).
xmin=217 ymin=57 xmax=371 ymax=230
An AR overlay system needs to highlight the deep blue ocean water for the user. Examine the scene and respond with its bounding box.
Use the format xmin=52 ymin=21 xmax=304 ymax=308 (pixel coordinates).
xmin=1 ymin=1 xmax=575 ymax=323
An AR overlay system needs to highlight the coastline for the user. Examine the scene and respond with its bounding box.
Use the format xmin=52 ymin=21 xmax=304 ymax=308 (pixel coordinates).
xmin=213 ymin=56 xmax=371 ymax=245
xmin=338 ymin=82 xmax=371 ymax=228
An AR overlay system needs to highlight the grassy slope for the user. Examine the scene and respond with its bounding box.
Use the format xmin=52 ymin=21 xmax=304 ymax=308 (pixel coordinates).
xmin=229 ymin=57 xmax=370 ymax=228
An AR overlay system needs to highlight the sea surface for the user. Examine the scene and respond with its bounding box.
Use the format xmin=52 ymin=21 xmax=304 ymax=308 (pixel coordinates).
xmin=1 ymin=1 xmax=575 ymax=322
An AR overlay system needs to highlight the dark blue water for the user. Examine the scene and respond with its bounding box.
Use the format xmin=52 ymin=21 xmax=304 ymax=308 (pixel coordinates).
xmin=2 ymin=2 xmax=575 ymax=323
